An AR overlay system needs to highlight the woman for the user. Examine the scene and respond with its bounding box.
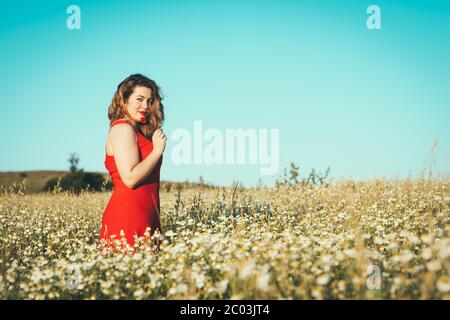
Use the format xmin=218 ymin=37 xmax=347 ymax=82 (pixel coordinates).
xmin=98 ymin=74 xmax=167 ymax=253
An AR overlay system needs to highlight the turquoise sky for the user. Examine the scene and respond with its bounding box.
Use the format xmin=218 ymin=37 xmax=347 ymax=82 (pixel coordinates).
xmin=1 ymin=0 xmax=449 ymax=187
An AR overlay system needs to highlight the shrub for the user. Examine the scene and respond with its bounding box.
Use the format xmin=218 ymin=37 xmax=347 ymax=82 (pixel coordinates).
xmin=44 ymin=170 xmax=110 ymax=195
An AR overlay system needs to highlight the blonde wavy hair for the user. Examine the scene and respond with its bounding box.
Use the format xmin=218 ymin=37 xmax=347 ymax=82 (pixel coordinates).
xmin=108 ymin=73 xmax=165 ymax=140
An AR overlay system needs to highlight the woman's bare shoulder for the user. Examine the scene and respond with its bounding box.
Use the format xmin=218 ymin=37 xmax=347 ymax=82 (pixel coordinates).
xmin=110 ymin=121 xmax=135 ymax=132
xmin=109 ymin=122 xmax=137 ymax=141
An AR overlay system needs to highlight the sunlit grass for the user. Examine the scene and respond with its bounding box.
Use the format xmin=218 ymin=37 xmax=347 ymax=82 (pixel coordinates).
xmin=0 ymin=177 xmax=449 ymax=299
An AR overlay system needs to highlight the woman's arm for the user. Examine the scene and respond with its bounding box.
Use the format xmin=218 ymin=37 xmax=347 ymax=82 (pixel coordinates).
xmin=110 ymin=124 xmax=165 ymax=189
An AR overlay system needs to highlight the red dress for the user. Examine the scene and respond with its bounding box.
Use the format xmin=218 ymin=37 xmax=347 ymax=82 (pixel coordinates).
xmin=98 ymin=119 xmax=163 ymax=251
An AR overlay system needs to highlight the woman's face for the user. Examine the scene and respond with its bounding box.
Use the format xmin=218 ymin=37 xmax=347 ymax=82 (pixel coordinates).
xmin=125 ymin=86 xmax=153 ymax=124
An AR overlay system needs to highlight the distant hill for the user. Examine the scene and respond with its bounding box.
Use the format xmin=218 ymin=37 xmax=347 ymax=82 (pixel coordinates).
xmin=0 ymin=170 xmax=109 ymax=194
xmin=0 ymin=170 xmax=220 ymax=194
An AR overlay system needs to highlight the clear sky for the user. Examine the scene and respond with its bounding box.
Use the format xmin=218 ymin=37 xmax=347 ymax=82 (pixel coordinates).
xmin=1 ymin=0 xmax=449 ymax=187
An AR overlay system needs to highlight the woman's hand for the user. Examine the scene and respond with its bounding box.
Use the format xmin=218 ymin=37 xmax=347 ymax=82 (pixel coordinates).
xmin=152 ymin=128 xmax=167 ymax=155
